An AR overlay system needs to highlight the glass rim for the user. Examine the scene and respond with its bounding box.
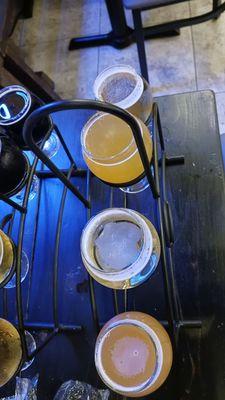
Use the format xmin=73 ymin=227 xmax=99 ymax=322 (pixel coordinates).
xmin=81 ymin=112 xmax=145 ymax=164
xmin=2 ymin=152 xmax=30 ymax=198
xmin=0 ymin=236 xmax=17 ymax=289
xmin=21 ymin=330 xmax=36 ymax=371
xmin=95 ymin=318 xmax=163 ymax=394
xmin=0 ymin=317 xmax=23 ymax=388
xmin=81 ymin=208 xmax=153 ymax=281
xmin=93 ymin=64 xmax=144 ymax=109
xmin=0 ymin=85 xmax=32 ymax=127
xmin=0 ymin=232 xmax=3 ymax=267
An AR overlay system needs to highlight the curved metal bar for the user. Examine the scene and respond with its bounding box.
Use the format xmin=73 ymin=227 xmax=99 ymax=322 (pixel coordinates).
xmin=53 ymin=164 xmax=74 ymax=328
xmin=0 ymin=193 xmax=26 ymax=213
xmin=0 ymin=214 xmax=14 ymax=230
xmin=16 ymin=153 xmax=39 ymax=359
xmin=86 ymin=169 xmax=100 ymax=333
xmin=53 ymin=124 xmax=77 ymax=168
xmin=151 ymin=103 xmax=176 ymax=343
xmin=22 ymin=99 xmax=159 ymax=199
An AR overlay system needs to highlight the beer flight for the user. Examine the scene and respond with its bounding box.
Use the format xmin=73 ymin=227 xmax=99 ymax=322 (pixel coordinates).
xmin=0 ymin=66 xmax=173 ymax=396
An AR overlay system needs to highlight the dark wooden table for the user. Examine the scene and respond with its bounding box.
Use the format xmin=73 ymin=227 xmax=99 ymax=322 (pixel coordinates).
xmin=0 ymin=90 xmax=224 ymax=399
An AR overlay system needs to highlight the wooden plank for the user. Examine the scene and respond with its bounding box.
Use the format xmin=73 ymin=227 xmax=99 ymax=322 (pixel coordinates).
xmin=2 ymin=41 xmax=61 ymax=102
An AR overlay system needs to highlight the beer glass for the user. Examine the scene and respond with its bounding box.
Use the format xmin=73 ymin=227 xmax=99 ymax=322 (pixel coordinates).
xmin=0 ymin=318 xmax=22 ymax=387
xmin=0 ymin=136 xmax=38 ymax=202
xmin=95 ymin=311 xmax=173 ymax=397
xmin=81 ymin=208 xmax=160 ymax=289
xmin=81 ymin=113 xmax=153 ymax=193
xmin=0 ymin=229 xmax=29 ymax=289
xmin=93 ymin=65 xmax=153 ymax=123
xmin=0 ymin=85 xmax=60 ymax=158
xmin=0 ymin=318 xmax=36 ymax=387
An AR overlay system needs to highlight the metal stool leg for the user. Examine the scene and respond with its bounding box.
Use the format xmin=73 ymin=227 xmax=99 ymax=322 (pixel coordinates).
xmin=213 ymin=0 xmax=222 ymax=18
xmin=132 ymin=9 xmax=149 ymax=82
xmin=213 ymin=0 xmax=222 ymax=9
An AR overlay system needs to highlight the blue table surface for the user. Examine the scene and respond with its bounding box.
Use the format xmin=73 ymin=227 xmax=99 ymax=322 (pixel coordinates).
xmin=0 ymin=91 xmax=225 ymax=400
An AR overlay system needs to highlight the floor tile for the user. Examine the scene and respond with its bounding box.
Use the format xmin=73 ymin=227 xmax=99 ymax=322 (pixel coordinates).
xmin=99 ymin=0 xmax=132 ymax=33
xmin=21 ymin=0 xmax=101 ymax=47
xmin=142 ymin=0 xmax=190 ymax=26
xmin=215 ymin=92 xmax=225 ymax=135
xmin=11 ymin=19 xmax=24 ymax=46
xmin=98 ymin=26 xmax=196 ymax=97
xmin=189 ymin=0 xmax=214 ymax=15
xmin=190 ymin=0 xmax=225 ymax=93
xmin=22 ymin=39 xmax=99 ymax=99
xmin=100 ymin=0 xmax=190 ymax=34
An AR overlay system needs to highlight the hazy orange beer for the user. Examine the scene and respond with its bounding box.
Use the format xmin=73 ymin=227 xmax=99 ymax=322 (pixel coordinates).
xmin=81 ymin=113 xmax=152 ymax=193
xmin=95 ymin=311 xmax=173 ymax=397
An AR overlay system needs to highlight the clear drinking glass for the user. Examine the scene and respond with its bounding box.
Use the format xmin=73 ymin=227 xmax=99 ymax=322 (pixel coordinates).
xmin=0 ymin=85 xmax=60 ymax=158
xmin=0 ymin=318 xmax=36 ymax=388
xmin=81 ymin=208 xmax=160 ymax=289
xmin=0 ymin=318 xmax=23 ymax=387
xmin=81 ymin=113 xmax=153 ymax=194
xmin=10 ymin=173 xmax=39 ymax=204
xmin=0 ymin=229 xmax=29 ymax=289
xmin=95 ymin=311 xmax=173 ymax=397
xmin=0 ymin=135 xmax=39 ymax=202
xmin=4 ymin=250 xmax=29 ymax=289
xmin=21 ymin=331 xmax=36 ymax=371
xmin=93 ymin=65 xmax=153 ymax=123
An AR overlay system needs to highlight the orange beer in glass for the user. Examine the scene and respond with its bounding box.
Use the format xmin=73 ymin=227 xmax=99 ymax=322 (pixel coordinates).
xmin=95 ymin=311 xmax=173 ymax=397
xmin=81 ymin=113 xmax=152 ymax=193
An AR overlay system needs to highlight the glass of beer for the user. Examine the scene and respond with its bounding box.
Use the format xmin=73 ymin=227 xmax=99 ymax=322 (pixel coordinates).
xmin=0 ymin=229 xmax=29 ymax=289
xmin=0 ymin=318 xmax=22 ymax=387
xmin=93 ymin=65 xmax=153 ymax=123
xmin=0 ymin=85 xmax=60 ymax=158
xmin=0 ymin=318 xmax=36 ymax=387
xmin=95 ymin=311 xmax=173 ymax=397
xmin=0 ymin=136 xmax=38 ymax=202
xmin=81 ymin=208 xmax=160 ymax=289
xmin=81 ymin=113 xmax=152 ymax=193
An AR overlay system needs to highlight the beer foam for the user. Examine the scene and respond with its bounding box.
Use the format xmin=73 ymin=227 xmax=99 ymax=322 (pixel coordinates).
xmin=100 ymin=72 xmax=137 ymax=104
xmin=95 ymin=318 xmax=163 ymax=394
xmin=93 ymin=65 xmax=144 ymax=110
xmin=94 ymin=221 xmax=143 ymax=272
xmin=81 ymin=208 xmax=153 ymax=283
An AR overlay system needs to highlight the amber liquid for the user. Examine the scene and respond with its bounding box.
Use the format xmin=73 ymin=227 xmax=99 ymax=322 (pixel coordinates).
xmin=83 ymin=114 xmax=152 ymax=184
xmin=101 ymin=324 xmax=156 ymax=388
xmin=0 ymin=230 xmax=14 ymax=284
xmin=96 ymin=312 xmax=173 ymax=397
xmin=0 ymin=318 xmax=22 ymax=387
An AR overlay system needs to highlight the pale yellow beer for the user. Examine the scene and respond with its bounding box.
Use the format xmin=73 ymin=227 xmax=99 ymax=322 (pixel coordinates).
xmin=0 ymin=318 xmax=22 ymax=387
xmin=81 ymin=113 xmax=152 ymax=185
xmin=0 ymin=229 xmax=14 ymax=285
